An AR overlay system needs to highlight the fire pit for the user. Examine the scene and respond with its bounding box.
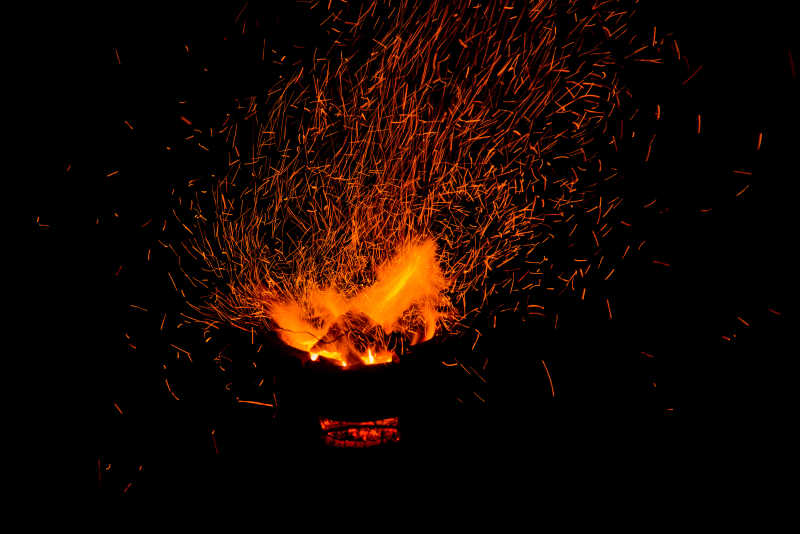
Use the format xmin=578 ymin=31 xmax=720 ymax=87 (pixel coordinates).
xmin=303 ymin=357 xmax=403 ymax=448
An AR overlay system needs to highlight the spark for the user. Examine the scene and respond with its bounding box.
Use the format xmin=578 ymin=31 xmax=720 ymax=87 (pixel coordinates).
xmin=237 ymin=399 xmax=274 ymax=407
xmin=169 ymin=0 xmax=658 ymax=368
xmin=682 ymin=64 xmax=704 ymax=85
xmin=164 ymin=379 xmax=180 ymax=401
xmin=541 ymin=359 xmax=555 ymax=398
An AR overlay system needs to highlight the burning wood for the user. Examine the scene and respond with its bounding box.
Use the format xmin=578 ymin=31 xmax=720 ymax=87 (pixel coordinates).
xmin=271 ymin=239 xmax=445 ymax=366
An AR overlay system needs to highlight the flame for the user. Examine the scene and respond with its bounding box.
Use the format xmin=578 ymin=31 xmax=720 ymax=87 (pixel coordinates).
xmin=269 ymin=239 xmax=446 ymax=366
xmin=175 ymin=1 xmax=648 ymax=372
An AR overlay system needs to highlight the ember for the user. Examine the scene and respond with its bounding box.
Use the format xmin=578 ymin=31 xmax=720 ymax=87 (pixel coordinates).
xmin=177 ymin=0 xmax=649 ymax=370
xmin=319 ymin=417 xmax=400 ymax=448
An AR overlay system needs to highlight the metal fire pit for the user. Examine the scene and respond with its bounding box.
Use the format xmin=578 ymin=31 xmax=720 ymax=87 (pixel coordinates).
xmin=272 ymin=344 xmax=407 ymax=448
xmin=270 ymin=335 xmax=443 ymax=449
xmin=305 ymin=359 xmax=403 ymax=448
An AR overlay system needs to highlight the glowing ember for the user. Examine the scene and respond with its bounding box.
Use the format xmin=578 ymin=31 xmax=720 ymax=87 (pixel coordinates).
xmin=319 ymin=417 xmax=400 ymax=448
xmin=269 ymin=239 xmax=446 ymax=366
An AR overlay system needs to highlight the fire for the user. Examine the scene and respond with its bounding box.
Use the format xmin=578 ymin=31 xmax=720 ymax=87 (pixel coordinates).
xmin=269 ymin=239 xmax=447 ymax=367
xmin=174 ymin=0 xmax=652 ymax=371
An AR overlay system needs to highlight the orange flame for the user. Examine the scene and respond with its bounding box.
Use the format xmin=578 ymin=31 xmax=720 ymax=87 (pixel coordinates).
xmin=269 ymin=239 xmax=447 ymax=366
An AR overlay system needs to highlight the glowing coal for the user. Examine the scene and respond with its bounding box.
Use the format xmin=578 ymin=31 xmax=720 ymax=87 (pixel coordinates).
xmin=269 ymin=239 xmax=447 ymax=367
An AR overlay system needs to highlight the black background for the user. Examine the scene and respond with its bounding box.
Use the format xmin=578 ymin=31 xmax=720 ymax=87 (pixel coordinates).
xmin=27 ymin=1 xmax=795 ymax=495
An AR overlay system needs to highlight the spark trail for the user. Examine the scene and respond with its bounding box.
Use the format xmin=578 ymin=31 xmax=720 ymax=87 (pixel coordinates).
xmin=174 ymin=0 xmax=652 ymax=367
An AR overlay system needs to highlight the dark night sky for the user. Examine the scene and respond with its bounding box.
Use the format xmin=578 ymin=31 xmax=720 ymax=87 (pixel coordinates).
xmin=25 ymin=2 xmax=796 ymax=494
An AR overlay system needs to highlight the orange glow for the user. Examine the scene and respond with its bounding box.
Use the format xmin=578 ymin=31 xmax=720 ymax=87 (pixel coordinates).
xmin=319 ymin=417 xmax=399 ymax=448
xmin=269 ymin=239 xmax=446 ymax=367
